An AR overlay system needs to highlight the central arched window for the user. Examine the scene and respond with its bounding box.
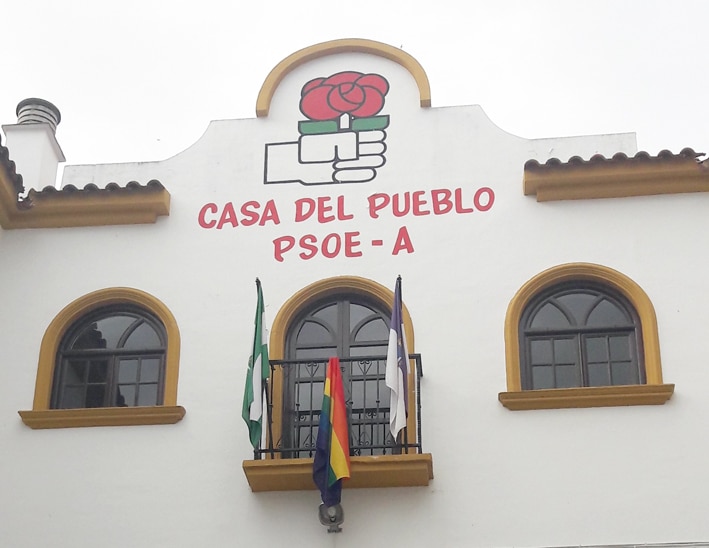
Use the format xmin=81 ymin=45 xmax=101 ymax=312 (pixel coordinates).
xmin=52 ymin=305 xmax=167 ymax=409
xmin=243 ymin=276 xmax=433 ymax=493
xmin=282 ymin=295 xmax=394 ymax=457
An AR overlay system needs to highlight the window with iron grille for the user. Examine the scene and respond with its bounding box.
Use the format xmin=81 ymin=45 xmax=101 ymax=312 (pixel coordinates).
xmin=520 ymin=282 xmax=644 ymax=390
xmin=51 ymin=305 xmax=167 ymax=409
xmin=282 ymin=295 xmax=396 ymax=458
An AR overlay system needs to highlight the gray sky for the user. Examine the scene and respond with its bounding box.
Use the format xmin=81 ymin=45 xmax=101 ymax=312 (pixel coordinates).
xmin=2 ymin=0 xmax=707 ymax=173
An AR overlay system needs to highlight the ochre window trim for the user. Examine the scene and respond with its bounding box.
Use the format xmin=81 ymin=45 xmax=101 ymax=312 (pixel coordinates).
xmin=499 ymin=263 xmax=674 ymax=410
xmin=255 ymin=38 xmax=431 ymax=117
xmin=242 ymin=275 xmax=433 ymax=492
xmin=19 ymin=287 xmax=185 ymax=428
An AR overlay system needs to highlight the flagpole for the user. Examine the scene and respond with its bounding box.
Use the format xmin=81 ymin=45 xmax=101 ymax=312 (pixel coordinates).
xmin=255 ymin=278 xmax=262 ymax=460
xmin=397 ymin=275 xmax=407 ymax=452
xmin=264 ymin=360 xmax=275 ymax=459
xmin=386 ymin=274 xmax=409 ymax=446
xmin=243 ymin=277 xmax=270 ymax=458
xmin=254 ymin=278 xmax=274 ymax=459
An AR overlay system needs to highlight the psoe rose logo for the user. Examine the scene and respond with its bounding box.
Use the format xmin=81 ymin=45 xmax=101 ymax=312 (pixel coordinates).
xmin=265 ymin=71 xmax=390 ymax=186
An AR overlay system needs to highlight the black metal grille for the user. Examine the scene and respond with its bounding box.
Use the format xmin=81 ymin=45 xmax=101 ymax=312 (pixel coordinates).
xmin=254 ymin=354 xmax=424 ymax=459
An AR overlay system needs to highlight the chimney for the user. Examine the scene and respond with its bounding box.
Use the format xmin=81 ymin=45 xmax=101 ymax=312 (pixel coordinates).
xmin=2 ymin=98 xmax=65 ymax=192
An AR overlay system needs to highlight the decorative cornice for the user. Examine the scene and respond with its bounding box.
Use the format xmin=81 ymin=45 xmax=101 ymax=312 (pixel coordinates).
xmin=524 ymin=148 xmax=709 ymax=201
xmin=0 ymin=179 xmax=170 ymax=229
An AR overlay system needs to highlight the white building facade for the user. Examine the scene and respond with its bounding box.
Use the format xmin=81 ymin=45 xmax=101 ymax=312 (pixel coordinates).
xmin=1 ymin=39 xmax=708 ymax=548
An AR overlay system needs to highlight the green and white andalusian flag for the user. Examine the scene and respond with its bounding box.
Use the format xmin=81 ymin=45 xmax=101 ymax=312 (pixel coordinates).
xmin=242 ymin=279 xmax=269 ymax=450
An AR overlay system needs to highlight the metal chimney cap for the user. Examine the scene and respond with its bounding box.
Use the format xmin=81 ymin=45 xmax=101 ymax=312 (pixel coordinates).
xmin=15 ymin=98 xmax=62 ymax=132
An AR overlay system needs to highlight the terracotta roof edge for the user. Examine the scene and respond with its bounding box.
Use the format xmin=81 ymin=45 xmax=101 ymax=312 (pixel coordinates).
xmin=525 ymin=148 xmax=705 ymax=170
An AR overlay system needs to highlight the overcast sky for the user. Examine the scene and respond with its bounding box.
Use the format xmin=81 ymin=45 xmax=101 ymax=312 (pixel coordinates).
xmin=2 ymin=0 xmax=707 ymax=175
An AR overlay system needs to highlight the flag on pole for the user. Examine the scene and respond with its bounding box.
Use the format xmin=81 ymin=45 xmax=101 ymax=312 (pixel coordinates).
xmin=385 ymin=275 xmax=409 ymax=439
xmin=242 ymin=278 xmax=270 ymax=450
xmin=312 ymin=357 xmax=351 ymax=507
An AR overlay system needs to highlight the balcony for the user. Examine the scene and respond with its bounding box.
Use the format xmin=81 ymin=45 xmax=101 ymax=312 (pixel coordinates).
xmin=242 ymin=354 xmax=433 ymax=492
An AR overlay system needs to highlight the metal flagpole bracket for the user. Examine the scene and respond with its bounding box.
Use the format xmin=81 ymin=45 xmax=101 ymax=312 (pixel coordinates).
xmin=318 ymin=503 xmax=344 ymax=533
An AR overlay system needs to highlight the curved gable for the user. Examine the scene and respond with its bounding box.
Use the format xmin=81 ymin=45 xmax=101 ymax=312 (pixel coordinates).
xmin=256 ymin=38 xmax=431 ymax=118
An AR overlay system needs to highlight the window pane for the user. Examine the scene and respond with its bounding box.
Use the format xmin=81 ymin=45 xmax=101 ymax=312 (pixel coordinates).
xmin=611 ymin=361 xmax=638 ymax=385
xmin=350 ymin=303 xmax=375 ymax=327
xmin=295 ymin=381 xmax=324 ymax=412
xmin=295 ymin=347 xmax=336 ymax=360
xmin=554 ymin=338 xmax=577 ymax=364
xmin=354 ymin=317 xmax=388 ymax=342
xmin=297 ymin=321 xmax=333 ymax=345
xmin=60 ymin=386 xmax=85 ymax=409
xmin=609 ymin=335 xmax=631 ymax=361
xmin=311 ymin=382 xmax=324 ymax=410
xmin=350 ymin=345 xmax=388 ymax=358
xmin=587 ymin=299 xmax=630 ymax=326
xmin=530 ymin=303 xmax=569 ymax=329
xmin=137 ymin=383 xmax=159 ymax=406
xmin=296 ymin=361 xmax=325 ymax=380
xmin=85 ymin=385 xmax=106 ymax=407
xmin=555 ymin=364 xmax=580 ymax=388
xmin=72 ymin=324 xmax=110 ymax=350
xmin=141 ymin=359 xmax=161 ymax=382
xmin=64 ymin=360 xmax=87 ymax=383
xmin=117 ymin=385 xmax=135 ymax=406
xmin=312 ymin=303 xmax=337 ymax=329
xmin=530 ymin=339 xmax=552 ymax=364
xmin=351 ymin=378 xmax=384 ymax=409
xmin=532 ymin=365 xmax=554 ymax=389
xmin=557 ymin=293 xmax=596 ymax=324
xmin=586 ymin=336 xmax=608 ymax=363
xmin=83 ymin=316 xmax=135 ymax=349
xmin=118 ymin=359 xmax=139 ymax=383
xmin=123 ymin=322 xmax=162 ymax=349
xmin=297 ymin=426 xmax=317 ymax=455
xmin=351 ymin=359 xmax=377 ymax=377
xmin=88 ymin=360 xmax=109 ymax=383
xmin=588 ymin=362 xmax=610 ymax=386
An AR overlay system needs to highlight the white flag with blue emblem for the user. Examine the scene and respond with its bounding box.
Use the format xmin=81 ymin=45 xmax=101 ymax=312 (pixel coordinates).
xmin=385 ymin=276 xmax=409 ymax=439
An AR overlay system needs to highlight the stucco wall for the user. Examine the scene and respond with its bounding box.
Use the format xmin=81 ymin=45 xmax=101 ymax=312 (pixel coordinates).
xmin=1 ymin=49 xmax=705 ymax=548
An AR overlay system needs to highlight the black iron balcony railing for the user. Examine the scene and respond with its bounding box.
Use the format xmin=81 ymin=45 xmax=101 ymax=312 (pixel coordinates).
xmin=253 ymin=354 xmax=424 ymax=459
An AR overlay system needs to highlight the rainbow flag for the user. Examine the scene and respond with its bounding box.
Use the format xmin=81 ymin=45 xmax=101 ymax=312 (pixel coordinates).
xmin=312 ymin=357 xmax=351 ymax=507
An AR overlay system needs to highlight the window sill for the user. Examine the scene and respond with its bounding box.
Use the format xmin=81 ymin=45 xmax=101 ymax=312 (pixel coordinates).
xmin=242 ymin=453 xmax=434 ymax=492
xmin=18 ymin=406 xmax=186 ymax=429
xmin=498 ymin=384 xmax=674 ymax=410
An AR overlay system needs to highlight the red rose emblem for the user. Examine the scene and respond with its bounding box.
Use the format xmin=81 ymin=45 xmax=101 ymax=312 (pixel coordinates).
xmin=300 ymin=71 xmax=389 ymax=122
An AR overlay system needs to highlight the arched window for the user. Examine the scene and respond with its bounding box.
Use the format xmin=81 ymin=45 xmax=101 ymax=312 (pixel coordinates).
xmin=282 ymin=294 xmax=394 ymax=457
xmin=243 ymin=276 xmax=433 ymax=493
xmin=499 ymin=263 xmax=674 ymax=410
xmin=520 ymin=282 xmax=643 ymax=390
xmin=19 ymin=288 xmax=185 ymax=429
xmin=52 ymin=305 xmax=167 ymax=409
